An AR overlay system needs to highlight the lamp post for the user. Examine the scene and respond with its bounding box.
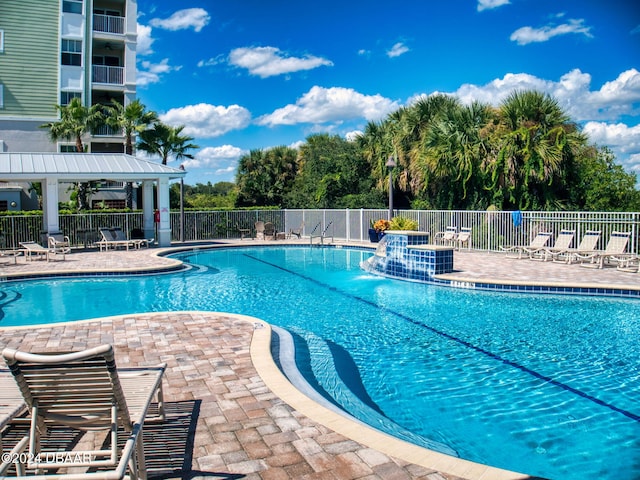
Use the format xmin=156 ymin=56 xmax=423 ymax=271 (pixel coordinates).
xmin=385 ymin=155 xmax=397 ymax=221
xmin=179 ymin=164 xmax=185 ymax=243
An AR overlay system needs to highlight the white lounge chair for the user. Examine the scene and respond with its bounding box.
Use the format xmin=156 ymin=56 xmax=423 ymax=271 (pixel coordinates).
xmin=574 ymin=231 xmax=631 ymax=268
xmin=288 ymin=222 xmax=304 ymax=239
xmin=1 ymin=344 xmax=165 ymax=479
xmin=500 ymin=231 xmax=553 ymax=259
xmin=19 ymin=241 xmax=62 ymax=262
xmin=435 ymin=226 xmax=458 ymax=246
xmin=97 ymin=228 xmax=136 ymax=251
xmin=456 ymin=227 xmax=472 ymax=250
xmin=550 ymin=230 xmax=601 ymax=264
xmin=533 ymin=229 xmax=575 ymax=261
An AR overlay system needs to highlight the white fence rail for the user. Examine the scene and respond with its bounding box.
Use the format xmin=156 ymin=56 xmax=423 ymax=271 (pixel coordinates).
xmin=1 ymin=209 xmax=639 ymax=254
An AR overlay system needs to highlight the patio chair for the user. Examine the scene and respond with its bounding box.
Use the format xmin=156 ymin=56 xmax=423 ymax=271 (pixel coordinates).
xmin=499 ymin=231 xmax=553 ymax=259
xmin=47 ymin=232 xmax=71 ymax=255
xmin=288 ymin=222 xmax=304 ymax=239
xmin=456 ymin=227 xmax=472 ymax=250
xmin=0 ymin=344 xmax=165 ymax=479
xmin=235 ymin=223 xmax=252 ymax=240
xmin=434 ymin=226 xmax=458 ymax=246
xmin=574 ymin=231 xmax=631 ymax=269
xmin=255 ymin=221 xmax=265 ymax=240
xmin=264 ymin=222 xmax=277 ymax=240
xmin=533 ymin=229 xmax=575 ymax=261
xmin=549 ymin=230 xmax=601 ymax=264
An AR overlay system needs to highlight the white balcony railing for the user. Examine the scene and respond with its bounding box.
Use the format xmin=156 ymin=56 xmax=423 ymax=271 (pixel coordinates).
xmin=92 ymin=65 xmax=124 ymax=85
xmin=92 ymin=125 xmax=123 ymax=137
xmin=93 ymin=14 xmax=124 ymax=34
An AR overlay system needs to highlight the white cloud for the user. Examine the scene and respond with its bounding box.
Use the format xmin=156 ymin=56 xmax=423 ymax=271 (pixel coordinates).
xmin=510 ymin=18 xmax=593 ymax=45
xmin=421 ymin=68 xmax=640 ymax=173
xmin=136 ymin=23 xmax=154 ymax=56
xmin=229 ymin=46 xmax=333 ymax=78
xmin=477 ymin=0 xmax=510 ymax=11
xmin=159 ymin=103 xmax=252 ymax=138
xmin=256 ymin=86 xmax=400 ymax=127
xmin=197 ymin=55 xmax=225 ymax=68
xmin=136 ymin=58 xmax=181 ymax=87
xmin=387 ymin=42 xmax=409 ymax=58
xmin=345 ymin=130 xmax=363 ymax=142
xmin=182 ymin=145 xmax=248 ymax=171
xmin=149 ymin=8 xmax=210 ymax=32
xmin=582 ymin=122 xmax=640 ymax=156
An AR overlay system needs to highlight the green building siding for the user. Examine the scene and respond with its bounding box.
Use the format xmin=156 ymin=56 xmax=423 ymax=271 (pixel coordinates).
xmin=0 ymin=1 xmax=59 ymax=118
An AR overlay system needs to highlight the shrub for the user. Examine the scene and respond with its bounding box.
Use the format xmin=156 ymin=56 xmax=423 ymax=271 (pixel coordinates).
xmin=389 ymin=216 xmax=419 ymax=231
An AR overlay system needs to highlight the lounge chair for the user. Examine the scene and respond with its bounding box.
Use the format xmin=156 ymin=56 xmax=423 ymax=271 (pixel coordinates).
xmin=573 ymin=230 xmax=631 ymax=268
xmin=0 ymin=250 xmax=22 ymax=265
xmin=97 ymin=228 xmax=136 ymax=251
xmin=456 ymin=227 xmax=472 ymax=250
xmin=500 ymin=231 xmax=553 ymax=259
xmin=131 ymin=228 xmax=154 ymax=247
xmin=533 ymin=229 xmax=575 ymax=261
xmin=549 ymin=230 xmax=601 ymax=264
xmin=435 ymin=226 xmax=458 ymax=246
xmin=19 ymin=241 xmax=64 ymax=262
xmin=0 ymin=344 xmax=165 ymax=479
xmin=47 ymin=232 xmax=71 ymax=255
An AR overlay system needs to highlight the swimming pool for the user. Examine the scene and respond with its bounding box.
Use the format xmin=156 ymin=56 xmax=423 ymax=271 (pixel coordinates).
xmin=1 ymin=245 xmax=639 ymax=479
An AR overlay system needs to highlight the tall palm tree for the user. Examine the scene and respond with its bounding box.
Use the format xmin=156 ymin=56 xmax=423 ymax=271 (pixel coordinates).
xmin=489 ymin=90 xmax=585 ymax=209
xmin=137 ymin=123 xmax=199 ymax=165
xmin=104 ymin=99 xmax=158 ymax=208
xmin=40 ymin=97 xmax=103 ymax=210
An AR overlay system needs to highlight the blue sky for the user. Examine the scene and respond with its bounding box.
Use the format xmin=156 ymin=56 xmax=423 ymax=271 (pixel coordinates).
xmin=135 ymin=0 xmax=640 ymax=187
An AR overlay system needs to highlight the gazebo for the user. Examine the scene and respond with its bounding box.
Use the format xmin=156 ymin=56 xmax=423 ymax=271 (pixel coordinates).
xmin=0 ymin=153 xmax=186 ymax=247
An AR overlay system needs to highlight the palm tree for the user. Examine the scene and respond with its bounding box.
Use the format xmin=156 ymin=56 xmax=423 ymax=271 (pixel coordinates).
xmin=104 ymin=99 xmax=158 ymax=208
xmin=489 ymin=90 xmax=585 ymax=209
xmin=137 ymin=123 xmax=199 ymax=165
xmin=40 ymin=97 xmax=103 ymax=210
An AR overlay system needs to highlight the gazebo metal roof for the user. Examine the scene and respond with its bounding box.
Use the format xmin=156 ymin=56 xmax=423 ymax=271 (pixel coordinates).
xmin=0 ymin=153 xmax=185 ymax=181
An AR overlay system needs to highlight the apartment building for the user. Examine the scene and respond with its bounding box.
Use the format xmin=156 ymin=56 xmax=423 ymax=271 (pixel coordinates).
xmin=0 ymin=0 xmax=138 ymax=210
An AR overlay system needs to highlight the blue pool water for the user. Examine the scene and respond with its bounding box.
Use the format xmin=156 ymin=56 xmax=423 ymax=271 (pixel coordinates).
xmin=1 ymin=246 xmax=639 ymax=479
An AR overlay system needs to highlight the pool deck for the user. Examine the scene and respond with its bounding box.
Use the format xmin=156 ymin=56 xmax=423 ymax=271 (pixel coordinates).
xmin=1 ymin=239 xmax=636 ymax=480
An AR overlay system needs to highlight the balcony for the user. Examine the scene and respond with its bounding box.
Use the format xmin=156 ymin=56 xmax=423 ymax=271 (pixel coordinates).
xmin=92 ymin=125 xmax=123 ymax=137
xmin=92 ymin=65 xmax=124 ymax=85
xmin=93 ymin=14 xmax=124 ymax=35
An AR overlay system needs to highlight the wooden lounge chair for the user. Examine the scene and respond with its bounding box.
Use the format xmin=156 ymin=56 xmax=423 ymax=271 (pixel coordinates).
xmin=500 ymin=231 xmax=553 ymax=259
xmin=0 ymin=250 xmax=22 ymax=265
xmin=550 ymin=230 xmax=601 ymax=264
xmin=574 ymin=231 xmax=631 ymax=268
xmin=533 ymin=229 xmax=575 ymax=261
xmin=0 ymin=344 xmax=165 ymax=479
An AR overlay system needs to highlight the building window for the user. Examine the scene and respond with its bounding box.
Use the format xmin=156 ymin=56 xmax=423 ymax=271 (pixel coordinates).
xmin=60 ymin=91 xmax=81 ymax=105
xmin=0 ymin=84 xmax=3 ymax=109
xmin=59 ymin=145 xmax=77 ymax=153
xmin=62 ymin=0 xmax=83 ymax=14
xmin=93 ymin=199 xmax=125 ymax=209
xmin=61 ymin=39 xmax=82 ymax=66
xmin=0 ymin=30 xmax=4 ymax=53
xmin=0 ymin=201 xmax=7 ymax=212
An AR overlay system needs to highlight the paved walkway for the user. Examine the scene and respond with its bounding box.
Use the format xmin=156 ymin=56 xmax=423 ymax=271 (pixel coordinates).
xmin=1 ymin=240 xmax=635 ymax=480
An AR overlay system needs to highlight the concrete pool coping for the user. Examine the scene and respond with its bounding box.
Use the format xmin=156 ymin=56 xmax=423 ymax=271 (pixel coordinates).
xmin=1 ymin=239 xmax=637 ymax=478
